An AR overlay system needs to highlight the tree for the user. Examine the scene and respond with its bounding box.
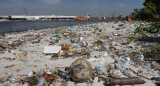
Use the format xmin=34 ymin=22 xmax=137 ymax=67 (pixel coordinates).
xmin=117 ymin=15 xmax=122 ymax=20
xmin=131 ymin=0 xmax=160 ymax=21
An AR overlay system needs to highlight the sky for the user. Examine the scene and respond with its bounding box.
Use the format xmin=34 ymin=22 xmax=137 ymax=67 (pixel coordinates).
xmin=0 ymin=0 xmax=145 ymax=17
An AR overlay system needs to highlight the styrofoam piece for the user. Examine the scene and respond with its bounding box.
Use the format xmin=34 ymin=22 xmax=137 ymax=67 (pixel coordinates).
xmin=87 ymin=58 xmax=100 ymax=63
xmin=43 ymin=46 xmax=61 ymax=54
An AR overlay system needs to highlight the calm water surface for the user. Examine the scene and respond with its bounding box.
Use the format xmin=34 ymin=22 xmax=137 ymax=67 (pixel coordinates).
xmin=0 ymin=20 xmax=116 ymax=33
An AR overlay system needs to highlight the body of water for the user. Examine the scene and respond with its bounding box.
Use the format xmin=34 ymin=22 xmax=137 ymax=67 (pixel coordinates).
xmin=0 ymin=20 xmax=116 ymax=33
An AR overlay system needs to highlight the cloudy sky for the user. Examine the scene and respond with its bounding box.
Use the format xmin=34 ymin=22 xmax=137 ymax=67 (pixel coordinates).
xmin=0 ymin=0 xmax=144 ymax=17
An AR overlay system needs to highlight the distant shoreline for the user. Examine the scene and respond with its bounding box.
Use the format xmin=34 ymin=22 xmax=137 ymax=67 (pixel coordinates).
xmin=0 ymin=19 xmax=116 ymax=23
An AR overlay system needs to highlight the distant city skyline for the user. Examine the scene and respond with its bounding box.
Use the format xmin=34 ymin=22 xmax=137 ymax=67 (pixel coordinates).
xmin=0 ymin=0 xmax=144 ymax=17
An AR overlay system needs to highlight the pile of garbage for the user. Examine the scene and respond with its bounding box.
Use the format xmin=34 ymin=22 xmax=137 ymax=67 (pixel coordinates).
xmin=9 ymin=58 xmax=146 ymax=86
xmin=0 ymin=21 xmax=160 ymax=86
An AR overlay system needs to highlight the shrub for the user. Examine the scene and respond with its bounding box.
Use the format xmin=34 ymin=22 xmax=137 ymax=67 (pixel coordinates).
xmin=127 ymin=35 xmax=147 ymax=42
xmin=142 ymin=43 xmax=160 ymax=59
xmin=135 ymin=23 xmax=160 ymax=34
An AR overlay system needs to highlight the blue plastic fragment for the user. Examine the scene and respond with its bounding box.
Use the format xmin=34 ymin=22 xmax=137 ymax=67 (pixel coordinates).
xmin=106 ymin=49 xmax=110 ymax=51
xmin=145 ymin=62 xmax=151 ymax=67
xmin=116 ymin=56 xmax=123 ymax=61
xmin=51 ymin=70 xmax=54 ymax=74
xmin=2 ymin=49 xmax=5 ymax=51
xmin=96 ymin=67 xmax=101 ymax=71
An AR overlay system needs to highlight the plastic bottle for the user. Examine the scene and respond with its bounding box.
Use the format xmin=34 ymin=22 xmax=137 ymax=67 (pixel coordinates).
xmin=54 ymin=69 xmax=71 ymax=79
xmin=36 ymin=77 xmax=46 ymax=86
xmin=123 ymin=57 xmax=130 ymax=68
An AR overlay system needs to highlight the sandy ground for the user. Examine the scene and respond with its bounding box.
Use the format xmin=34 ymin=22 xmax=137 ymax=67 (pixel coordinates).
xmin=0 ymin=21 xmax=159 ymax=86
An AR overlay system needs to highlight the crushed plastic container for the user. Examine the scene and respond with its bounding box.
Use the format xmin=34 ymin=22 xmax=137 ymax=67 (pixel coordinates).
xmin=123 ymin=57 xmax=130 ymax=68
xmin=138 ymin=54 xmax=144 ymax=61
xmin=58 ymin=39 xmax=71 ymax=45
xmin=115 ymin=56 xmax=123 ymax=62
xmin=36 ymin=77 xmax=46 ymax=86
xmin=28 ymin=71 xmax=33 ymax=77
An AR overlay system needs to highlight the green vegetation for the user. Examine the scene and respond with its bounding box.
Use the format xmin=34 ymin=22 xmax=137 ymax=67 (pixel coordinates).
xmin=135 ymin=23 xmax=160 ymax=34
xmin=128 ymin=23 xmax=160 ymax=59
xmin=128 ymin=23 xmax=160 ymax=42
xmin=117 ymin=15 xmax=122 ymax=20
xmin=127 ymin=35 xmax=147 ymax=42
xmin=129 ymin=0 xmax=160 ymax=59
xmin=117 ymin=15 xmax=126 ymax=21
xmin=131 ymin=0 xmax=160 ymax=21
xmin=142 ymin=43 xmax=160 ymax=59
xmin=93 ymin=40 xmax=103 ymax=46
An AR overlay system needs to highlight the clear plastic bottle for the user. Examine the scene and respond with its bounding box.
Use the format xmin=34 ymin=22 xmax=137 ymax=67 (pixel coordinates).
xmin=36 ymin=77 xmax=46 ymax=86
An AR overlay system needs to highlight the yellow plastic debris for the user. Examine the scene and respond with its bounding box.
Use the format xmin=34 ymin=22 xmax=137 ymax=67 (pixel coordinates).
xmin=70 ymin=49 xmax=75 ymax=53
xmin=9 ymin=63 xmax=19 ymax=66
xmin=9 ymin=41 xmax=13 ymax=44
